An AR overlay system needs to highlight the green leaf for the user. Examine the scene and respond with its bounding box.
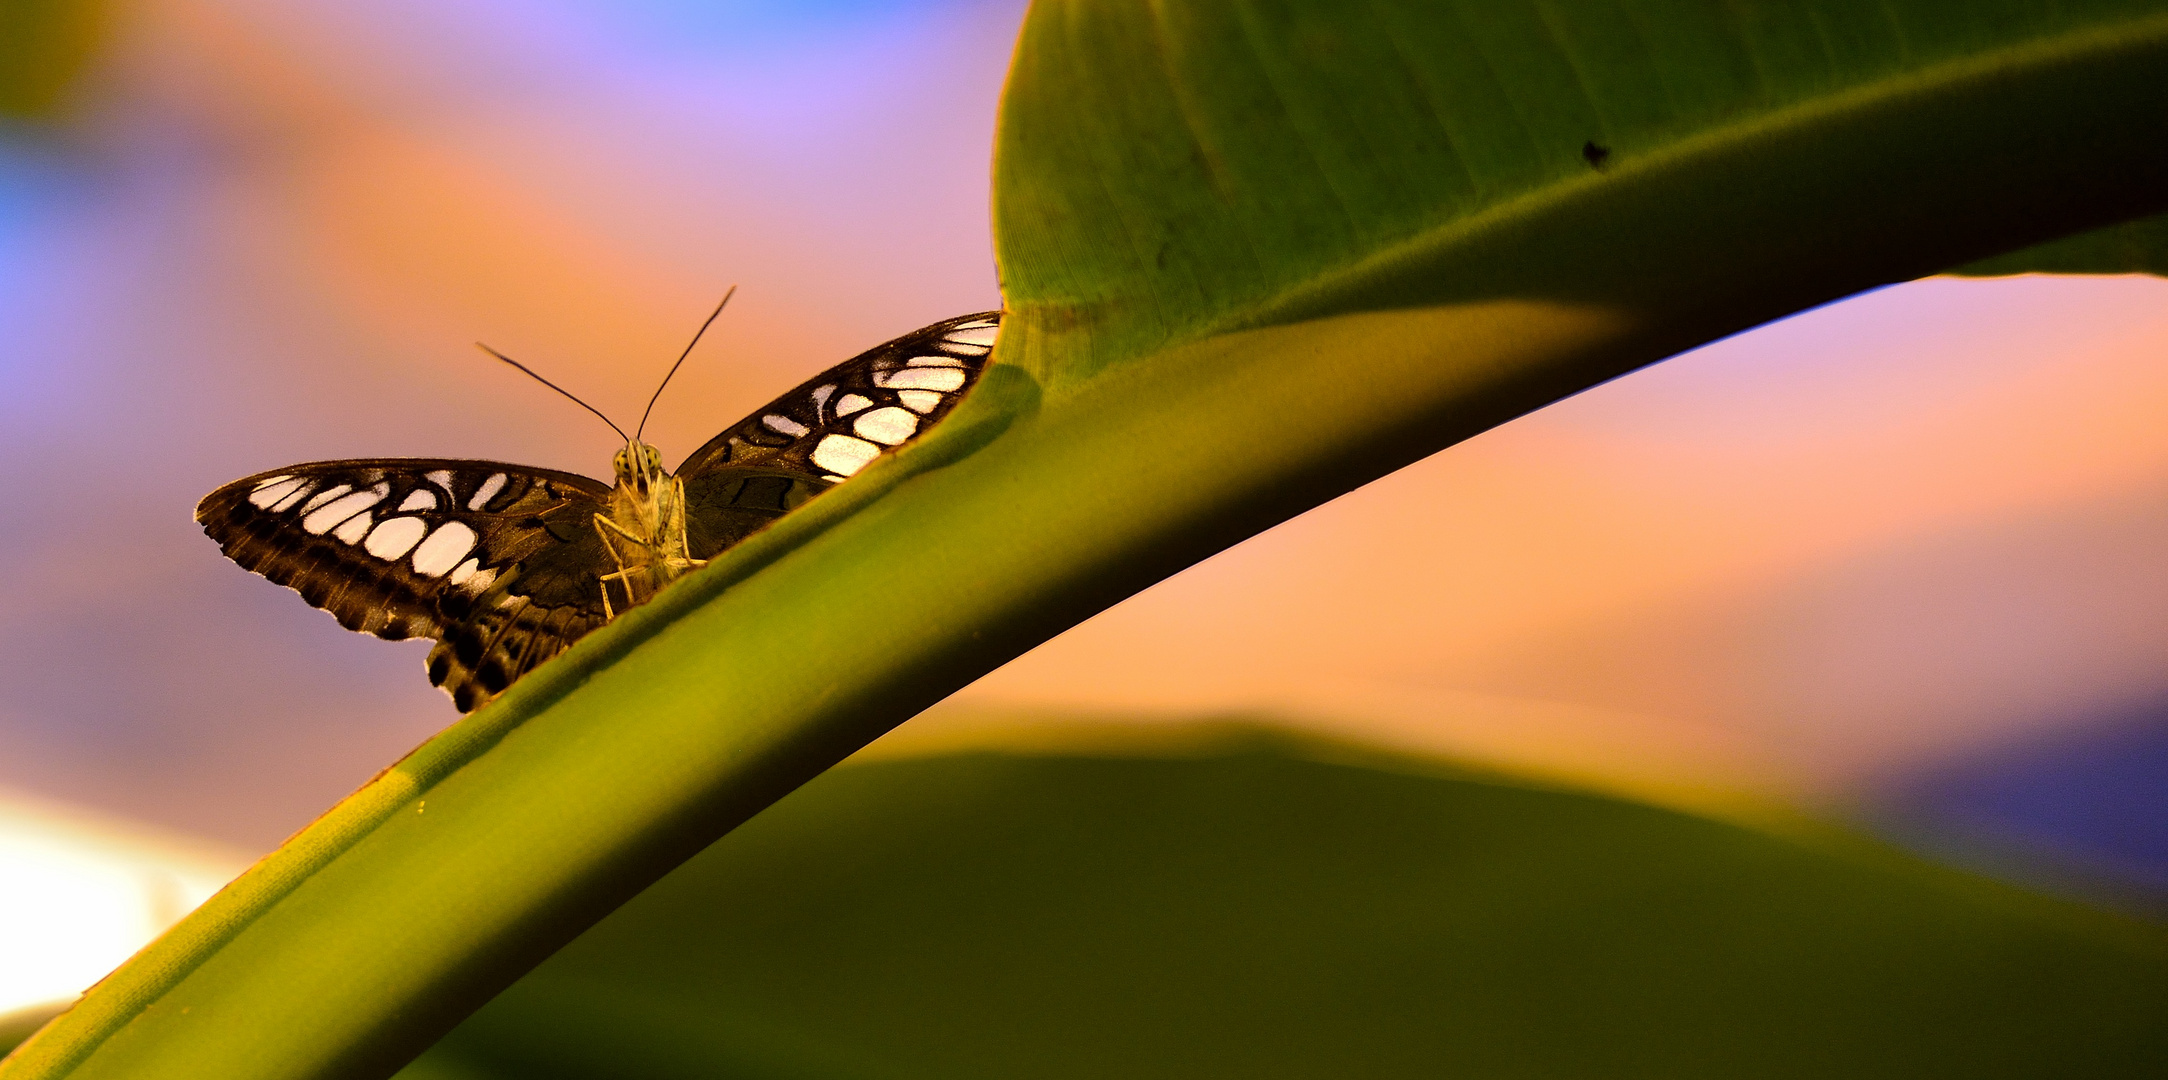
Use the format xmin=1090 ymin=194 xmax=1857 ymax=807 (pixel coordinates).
xmin=993 ymin=0 xmax=2168 ymax=372
xmin=1950 ymin=213 xmax=2168 ymax=277
xmin=405 ymin=741 xmax=2168 ymax=1079
xmin=10 ymin=2 xmax=2168 ymax=1077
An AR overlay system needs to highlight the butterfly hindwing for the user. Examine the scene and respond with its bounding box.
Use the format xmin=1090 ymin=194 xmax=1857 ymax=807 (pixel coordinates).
xmin=196 ymin=460 xmax=615 ymax=709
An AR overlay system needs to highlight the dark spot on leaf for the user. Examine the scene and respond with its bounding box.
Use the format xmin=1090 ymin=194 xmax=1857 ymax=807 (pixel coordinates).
xmin=1582 ymin=141 xmax=1611 ymax=169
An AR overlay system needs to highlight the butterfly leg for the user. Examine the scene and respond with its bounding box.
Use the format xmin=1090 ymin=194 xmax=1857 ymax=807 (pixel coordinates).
xmin=660 ymin=532 xmax=704 ymax=576
xmin=663 ymin=478 xmax=705 ymax=575
xmin=591 ymin=513 xmax=642 ymax=620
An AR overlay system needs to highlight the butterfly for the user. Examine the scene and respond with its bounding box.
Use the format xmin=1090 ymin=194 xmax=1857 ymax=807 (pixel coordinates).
xmin=197 ymin=308 xmax=999 ymax=712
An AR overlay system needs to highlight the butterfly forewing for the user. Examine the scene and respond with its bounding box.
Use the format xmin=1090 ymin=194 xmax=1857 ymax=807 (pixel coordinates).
xmin=674 ymin=311 xmax=997 ymax=560
xmin=196 ymin=460 xmax=615 ymax=709
xmin=199 ymin=310 xmax=1000 ymax=712
xmin=677 ymin=313 xmax=997 ymax=478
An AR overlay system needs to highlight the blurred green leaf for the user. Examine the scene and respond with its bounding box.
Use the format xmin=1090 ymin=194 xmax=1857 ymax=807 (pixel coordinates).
xmin=0 ymin=0 xmax=102 ymax=120
xmin=12 ymin=2 xmax=2168 ymax=1077
xmin=404 ymin=740 xmax=2168 ymax=1079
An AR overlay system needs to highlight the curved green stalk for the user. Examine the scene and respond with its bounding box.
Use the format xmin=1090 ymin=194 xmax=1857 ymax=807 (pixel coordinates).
xmin=7 ymin=1 xmax=2167 ymax=1076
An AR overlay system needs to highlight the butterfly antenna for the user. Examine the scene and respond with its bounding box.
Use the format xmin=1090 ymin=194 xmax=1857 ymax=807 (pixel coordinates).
xmin=637 ymin=285 xmax=736 ymax=442
xmin=475 ymin=343 xmax=631 ymax=444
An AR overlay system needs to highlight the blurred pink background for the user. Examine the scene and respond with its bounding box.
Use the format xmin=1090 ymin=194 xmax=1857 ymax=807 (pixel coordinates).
xmin=0 ymin=0 xmax=2162 ymax=903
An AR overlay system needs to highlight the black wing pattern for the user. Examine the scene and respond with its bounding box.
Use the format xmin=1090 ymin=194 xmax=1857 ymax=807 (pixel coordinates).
xmin=672 ymin=311 xmax=998 ymax=557
xmin=196 ymin=461 xmax=616 ymax=711
xmin=197 ymin=310 xmax=999 ymax=713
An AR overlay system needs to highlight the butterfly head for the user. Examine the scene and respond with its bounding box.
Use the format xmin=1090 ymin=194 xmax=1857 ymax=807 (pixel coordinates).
xmin=613 ymin=440 xmax=668 ymax=491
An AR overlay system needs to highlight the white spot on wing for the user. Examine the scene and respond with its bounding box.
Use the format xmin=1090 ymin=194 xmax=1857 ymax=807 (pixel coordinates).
xmin=811 ymin=384 xmax=836 ymax=410
xmin=411 ymin=521 xmax=479 ymax=577
xmin=907 ymin=354 xmax=964 ymax=368
xmin=302 ymin=487 xmax=384 ymax=535
xmin=333 ymin=513 xmax=373 ymax=545
xmin=248 ymin=476 xmax=304 ymax=509
xmin=854 ymin=406 xmax=918 ymax=445
xmin=270 ymin=481 xmax=315 ymax=512
xmin=448 ymin=557 xmax=490 ymax=587
xmin=763 ymin=414 xmax=810 ymax=437
xmin=298 ymin=484 xmax=353 ymax=516
xmin=468 ymin=473 xmax=507 ymax=510
xmin=365 ymin=516 xmax=428 ymax=559
xmin=945 ymin=325 xmax=999 ymax=347
xmin=810 ymin=434 xmax=880 ymax=477
xmin=397 ymin=489 xmax=436 ymax=512
xmin=877 ymin=366 xmax=967 ymax=391
xmin=426 ymin=470 xmax=454 ymax=491
xmin=897 ymin=389 xmax=944 ymax=413
xmin=835 ymin=394 xmax=872 ymax=417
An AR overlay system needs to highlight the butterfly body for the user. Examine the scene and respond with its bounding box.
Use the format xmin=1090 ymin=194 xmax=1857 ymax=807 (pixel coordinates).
xmin=198 ymin=312 xmax=999 ymax=712
xmin=592 ymin=439 xmax=703 ymax=617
